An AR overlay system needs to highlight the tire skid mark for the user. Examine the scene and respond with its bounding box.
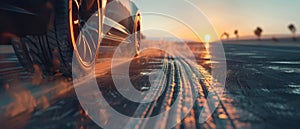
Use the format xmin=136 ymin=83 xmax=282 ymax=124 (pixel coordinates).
xmin=124 ymin=57 xmax=169 ymax=129
xmin=174 ymin=60 xmax=196 ymax=129
xmin=187 ymin=61 xmax=237 ymax=129
xmin=126 ymin=55 xmax=231 ymax=129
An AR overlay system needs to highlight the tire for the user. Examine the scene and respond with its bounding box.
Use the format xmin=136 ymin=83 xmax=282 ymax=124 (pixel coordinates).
xmin=55 ymin=0 xmax=102 ymax=76
xmin=115 ymin=12 xmax=141 ymax=58
xmin=12 ymin=1 xmax=62 ymax=76
xmin=52 ymin=0 xmax=74 ymax=76
xmin=12 ymin=30 xmax=58 ymax=76
xmin=24 ymin=29 xmax=59 ymax=75
xmin=11 ymin=38 xmax=33 ymax=72
xmin=14 ymin=0 xmax=102 ymax=77
xmin=13 ymin=7 xmax=62 ymax=76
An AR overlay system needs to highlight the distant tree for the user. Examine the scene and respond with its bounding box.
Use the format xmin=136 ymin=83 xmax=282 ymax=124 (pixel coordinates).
xmin=221 ymin=32 xmax=230 ymax=40
xmin=288 ymin=24 xmax=297 ymax=41
xmin=254 ymin=27 xmax=263 ymax=40
xmin=234 ymin=30 xmax=239 ymax=39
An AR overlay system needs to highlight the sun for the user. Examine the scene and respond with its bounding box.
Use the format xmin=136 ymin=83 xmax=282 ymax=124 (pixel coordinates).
xmin=204 ymin=34 xmax=211 ymax=43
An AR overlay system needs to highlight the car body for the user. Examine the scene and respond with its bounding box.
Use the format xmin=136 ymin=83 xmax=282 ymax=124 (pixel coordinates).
xmin=0 ymin=0 xmax=141 ymax=76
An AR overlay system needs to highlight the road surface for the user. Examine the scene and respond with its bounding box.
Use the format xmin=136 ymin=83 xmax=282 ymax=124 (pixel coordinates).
xmin=0 ymin=40 xmax=300 ymax=129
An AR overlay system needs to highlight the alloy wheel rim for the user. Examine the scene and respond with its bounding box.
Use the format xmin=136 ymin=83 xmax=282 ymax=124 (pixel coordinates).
xmin=69 ymin=0 xmax=102 ymax=67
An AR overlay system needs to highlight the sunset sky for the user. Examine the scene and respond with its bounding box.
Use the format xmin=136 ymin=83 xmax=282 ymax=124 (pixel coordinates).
xmin=134 ymin=0 xmax=300 ymax=41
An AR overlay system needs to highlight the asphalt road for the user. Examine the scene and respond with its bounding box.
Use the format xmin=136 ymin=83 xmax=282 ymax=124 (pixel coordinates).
xmin=0 ymin=40 xmax=300 ymax=129
xmin=224 ymin=42 xmax=300 ymax=129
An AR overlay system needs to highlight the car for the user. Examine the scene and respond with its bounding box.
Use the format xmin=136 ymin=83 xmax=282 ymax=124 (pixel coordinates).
xmin=0 ymin=0 xmax=141 ymax=76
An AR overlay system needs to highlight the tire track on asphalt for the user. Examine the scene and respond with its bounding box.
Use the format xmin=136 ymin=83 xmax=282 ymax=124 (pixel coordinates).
xmin=125 ymin=54 xmax=238 ymax=129
xmin=184 ymin=59 xmax=237 ymax=129
xmin=124 ymin=57 xmax=170 ymax=128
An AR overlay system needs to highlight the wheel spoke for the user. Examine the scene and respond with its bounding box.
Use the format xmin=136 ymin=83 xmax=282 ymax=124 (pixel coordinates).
xmin=85 ymin=37 xmax=93 ymax=60
xmin=82 ymin=36 xmax=88 ymax=59
xmin=86 ymin=22 xmax=99 ymax=33
xmin=86 ymin=30 xmax=97 ymax=50
xmin=81 ymin=35 xmax=93 ymax=60
xmin=70 ymin=0 xmax=101 ymax=66
xmin=77 ymin=32 xmax=83 ymax=46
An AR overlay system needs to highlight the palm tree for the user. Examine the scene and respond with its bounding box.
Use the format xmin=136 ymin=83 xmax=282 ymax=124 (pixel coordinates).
xmin=254 ymin=27 xmax=263 ymax=40
xmin=234 ymin=30 xmax=239 ymax=39
xmin=288 ymin=24 xmax=297 ymax=41
xmin=221 ymin=32 xmax=230 ymax=40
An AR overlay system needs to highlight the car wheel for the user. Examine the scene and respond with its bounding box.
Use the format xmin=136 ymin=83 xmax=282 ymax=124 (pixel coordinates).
xmin=65 ymin=0 xmax=103 ymax=74
xmin=15 ymin=0 xmax=103 ymax=77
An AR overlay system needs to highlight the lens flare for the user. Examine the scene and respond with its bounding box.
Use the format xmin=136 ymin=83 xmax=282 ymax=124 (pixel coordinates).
xmin=205 ymin=34 xmax=211 ymax=43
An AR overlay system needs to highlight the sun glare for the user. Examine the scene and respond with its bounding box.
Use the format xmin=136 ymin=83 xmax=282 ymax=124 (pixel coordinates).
xmin=205 ymin=34 xmax=211 ymax=43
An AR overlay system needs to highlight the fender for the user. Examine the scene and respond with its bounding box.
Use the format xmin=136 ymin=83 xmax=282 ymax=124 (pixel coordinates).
xmin=0 ymin=0 xmax=52 ymax=36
